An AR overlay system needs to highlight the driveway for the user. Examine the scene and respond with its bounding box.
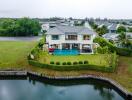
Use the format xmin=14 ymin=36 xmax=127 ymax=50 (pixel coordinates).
xmin=0 ymin=36 xmax=42 ymax=41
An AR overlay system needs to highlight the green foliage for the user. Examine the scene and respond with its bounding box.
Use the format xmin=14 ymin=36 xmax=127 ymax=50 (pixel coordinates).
xmin=30 ymin=46 xmax=40 ymax=60
xmin=128 ymin=27 xmax=132 ymax=32
xmin=79 ymin=61 xmax=83 ymax=64
xmin=0 ymin=18 xmax=41 ymax=36
xmin=118 ymin=33 xmax=132 ymax=49
xmin=74 ymin=21 xmax=85 ymax=26
xmin=117 ymin=26 xmax=126 ymax=33
xmin=97 ymin=46 xmax=109 ymax=54
xmin=73 ymin=61 xmax=78 ymax=65
xmin=38 ymin=38 xmax=45 ymax=49
xmin=50 ymin=61 xmax=54 ymax=64
xmin=84 ymin=61 xmax=89 ymax=64
xmin=62 ymin=62 xmax=67 ymax=65
xmin=94 ymin=37 xmax=116 ymax=53
xmin=94 ymin=37 xmax=132 ymax=56
xmin=116 ymin=48 xmax=132 ymax=56
xmin=96 ymin=25 xmax=108 ymax=36
xmin=89 ymin=21 xmax=98 ymax=29
xmin=56 ymin=62 xmax=60 ymax=65
xmin=67 ymin=62 xmax=72 ymax=65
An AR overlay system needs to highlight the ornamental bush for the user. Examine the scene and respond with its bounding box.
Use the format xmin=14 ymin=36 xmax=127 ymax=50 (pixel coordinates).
xmin=62 ymin=62 xmax=67 ymax=65
xmin=79 ymin=61 xmax=83 ymax=64
xmin=67 ymin=62 xmax=72 ymax=65
xmin=56 ymin=62 xmax=60 ymax=65
xmin=73 ymin=61 xmax=78 ymax=65
xmin=84 ymin=61 xmax=89 ymax=64
xmin=50 ymin=61 xmax=54 ymax=64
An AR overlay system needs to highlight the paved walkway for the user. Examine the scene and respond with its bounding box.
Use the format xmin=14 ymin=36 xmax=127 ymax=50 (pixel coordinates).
xmin=0 ymin=36 xmax=42 ymax=41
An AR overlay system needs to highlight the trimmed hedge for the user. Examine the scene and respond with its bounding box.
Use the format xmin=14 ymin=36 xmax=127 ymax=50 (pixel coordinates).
xmin=73 ymin=62 xmax=78 ymax=65
xmin=84 ymin=61 xmax=89 ymax=64
xmin=115 ymin=47 xmax=132 ymax=56
xmin=28 ymin=53 xmax=117 ymax=73
xmin=50 ymin=61 xmax=54 ymax=64
xmin=62 ymin=62 xmax=67 ymax=65
xmin=67 ymin=62 xmax=72 ymax=65
xmin=56 ymin=62 xmax=60 ymax=65
xmin=79 ymin=61 xmax=83 ymax=64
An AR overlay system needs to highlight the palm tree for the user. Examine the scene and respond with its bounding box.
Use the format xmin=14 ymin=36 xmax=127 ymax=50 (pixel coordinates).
xmin=118 ymin=32 xmax=132 ymax=48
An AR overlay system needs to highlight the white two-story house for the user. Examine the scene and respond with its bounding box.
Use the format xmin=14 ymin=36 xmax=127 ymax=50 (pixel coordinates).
xmin=45 ymin=25 xmax=96 ymax=54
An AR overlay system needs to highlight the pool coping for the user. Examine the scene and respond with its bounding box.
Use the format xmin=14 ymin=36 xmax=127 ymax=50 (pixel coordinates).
xmin=0 ymin=70 xmax=132 ymax=100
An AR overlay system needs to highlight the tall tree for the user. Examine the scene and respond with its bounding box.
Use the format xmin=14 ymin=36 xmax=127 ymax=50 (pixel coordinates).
xmin=96 ymin=25 xmax=108 ymax=36
xmin=117 ymin=26 xmax=126 ymax=33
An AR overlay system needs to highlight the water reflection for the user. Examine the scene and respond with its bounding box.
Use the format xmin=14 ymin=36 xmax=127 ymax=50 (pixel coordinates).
xmin=0 ymin=77 xmax=125 ymax=100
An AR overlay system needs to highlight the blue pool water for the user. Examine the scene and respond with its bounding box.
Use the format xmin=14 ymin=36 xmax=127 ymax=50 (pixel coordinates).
xmin=53 ymin=49 xmax=79 ymax=55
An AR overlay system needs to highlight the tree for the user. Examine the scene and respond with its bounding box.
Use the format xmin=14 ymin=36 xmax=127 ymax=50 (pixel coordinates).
xmin=118 ymin=32 xmax=132 ymax=48
xmin=128 ymin=27 xmax=132 ymax=32
xmin=0 ymin=18 xmax=41 ymax=36
xmin=89 ymin=21 xmax=98 ymax=29
xmin=96 ymin=25 xmax=108 ymax=36
xmin=16 ymin=17 xmax=41 ymax=36
xmin=117 ymin=26 xmax=126 ymax=33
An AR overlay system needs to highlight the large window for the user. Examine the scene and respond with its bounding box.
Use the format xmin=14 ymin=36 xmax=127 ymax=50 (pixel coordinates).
xmin=83 ymin=35 xmax=91 ymax=40
xmin=65 ymin=35 xmax=77 ymax=40
xmin=52 ymin=35 xmax=59 ymax=40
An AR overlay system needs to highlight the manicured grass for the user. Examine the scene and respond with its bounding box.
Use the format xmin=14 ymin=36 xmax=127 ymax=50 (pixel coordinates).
xmin=0 ymin=41 xmax=37 ymax=69
xmin=38 ymin=52 xmax=113 ymax=67
xmin=0 ymin=41 xmax=132 ymax=92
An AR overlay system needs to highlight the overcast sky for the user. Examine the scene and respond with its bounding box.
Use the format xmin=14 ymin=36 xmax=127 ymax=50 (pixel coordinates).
xmin=0 ymin=0 xmax=132 ymax=19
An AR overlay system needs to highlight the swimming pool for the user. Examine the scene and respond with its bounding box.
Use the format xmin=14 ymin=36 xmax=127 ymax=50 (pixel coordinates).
xmin=53 ymin=49 xmax=79 ymax=55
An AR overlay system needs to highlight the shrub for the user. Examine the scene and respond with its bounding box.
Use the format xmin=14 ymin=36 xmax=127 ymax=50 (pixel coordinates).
xmin=73 ymin=61 xmax=78 ymax=65
xmin=84 ymin=61 xmax=89 ymax=64
xmin=38 ymin=38 xmax=45 ymax=49
xmin=94 ymin=37 xmax=116 ymax=53
xmin=79 ymin=61 xmax=83 ymax=64
xmin=67 ymin=62 xmax=72 ymax=65
xmin=50 ymin=61 xmax=54 ymax=64
xmin=62 ymin=62 xmax=67 ymax=65
xmin=56 ymin=62 xmax=60 ymax=65
xmin=97 ymin=46 xmax=109 ymax=54
xmin=115 ymin=47 xmax=132 ymax=56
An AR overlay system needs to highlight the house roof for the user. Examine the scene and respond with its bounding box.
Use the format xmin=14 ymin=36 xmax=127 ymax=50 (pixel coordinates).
xmin=102 ymin=33 xmax=119 ymax=40
xmin=46 ymin=25 xmax=96 ymax=35
xmin=108 ymin=24 xmax=118 ymax=30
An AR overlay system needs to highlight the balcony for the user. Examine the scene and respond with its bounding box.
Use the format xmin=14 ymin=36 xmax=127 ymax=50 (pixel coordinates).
xmin=65 ymin=35 xmax=77 ymax=41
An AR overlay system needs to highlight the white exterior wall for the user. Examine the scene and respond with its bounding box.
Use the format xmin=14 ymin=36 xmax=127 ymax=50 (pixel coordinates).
xmin=46 ymin=34 xmax=94 ymax=45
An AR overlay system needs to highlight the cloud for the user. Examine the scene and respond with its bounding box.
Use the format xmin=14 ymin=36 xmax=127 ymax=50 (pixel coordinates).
xmin=0 ymin=0 xmax=132 ymax=19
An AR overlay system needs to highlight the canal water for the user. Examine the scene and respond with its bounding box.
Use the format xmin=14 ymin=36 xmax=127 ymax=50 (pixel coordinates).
xmin=0 ymin=77 xmax=125 ymax=100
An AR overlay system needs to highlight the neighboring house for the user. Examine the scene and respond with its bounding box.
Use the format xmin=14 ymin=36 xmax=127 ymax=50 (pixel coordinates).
xmin=45 ymin=25 xmax=96 ymax=54
xmin=107 ymin=24 xmax=118 ymax=33
xmin=126 ymin=33 xmax=132 ymax=40
xmin=41 ymin=21 xmax=74 ymax=32
xmin=102 ymin=33 xmax=119 ymax=42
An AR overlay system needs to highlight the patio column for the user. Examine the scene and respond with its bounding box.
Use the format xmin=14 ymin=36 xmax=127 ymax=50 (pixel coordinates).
xmin=60 ymin=44 xmax=62 ymax=49
xmin=91 ymin=44 xmax=93 ymax=54
xmin=80 ymin=44 xmax=82 ymax=50
xmin=70 ymin=44 xmax=72 ymax=49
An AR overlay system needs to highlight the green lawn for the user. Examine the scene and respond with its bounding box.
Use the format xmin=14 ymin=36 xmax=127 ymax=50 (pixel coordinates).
xmin=0 ymin=41 xmax=37 ymax=69
xmin=0 ymin=41 xmax=132 ymax=92
xmin=38 ymin=52 xmax=113 ymax=67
